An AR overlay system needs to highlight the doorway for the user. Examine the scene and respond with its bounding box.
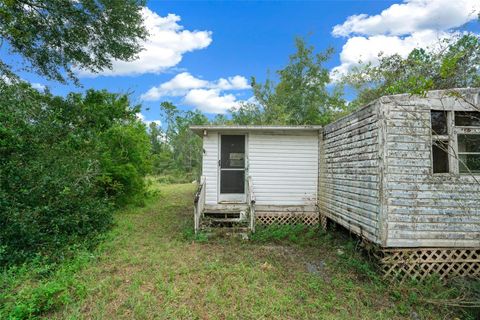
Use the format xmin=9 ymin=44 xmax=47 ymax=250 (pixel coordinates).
xmin=219 ymin=135 xmax=246 ymax=202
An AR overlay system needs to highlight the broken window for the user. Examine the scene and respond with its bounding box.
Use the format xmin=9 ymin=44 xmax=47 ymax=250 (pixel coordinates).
xmin=431 ymin=110 xmax=448 ymax=135
xmin=431 ymin=110 xmax=450 ymax=173
xmin=432 ymin=140 xmax=450 ymax=173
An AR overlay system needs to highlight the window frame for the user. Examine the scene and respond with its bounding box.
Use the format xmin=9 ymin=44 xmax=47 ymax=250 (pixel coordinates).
xmin=431 ymin=111 xmax=454 ymax=175
xmin=454 ymin=127 xmax=480 ymax=175
xmin=430 ymin=110 xmax=480 ymax=176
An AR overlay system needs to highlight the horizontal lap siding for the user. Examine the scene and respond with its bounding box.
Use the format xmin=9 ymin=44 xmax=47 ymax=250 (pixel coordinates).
xmin=384 ymin=97 xmax=480 ymax=248
xmin=319 ymin=103 xmax=382 ymax=244
xmin=249 ymin=133 xmax=318 ymax=205
xmin=202 ymin=133 xmax=218 ymax=205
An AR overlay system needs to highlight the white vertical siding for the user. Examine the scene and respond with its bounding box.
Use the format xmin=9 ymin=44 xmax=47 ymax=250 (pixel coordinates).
xmin=318 ymin=103 xmax=383 ymax=244
xmin=248 ymin=133 xmax=319 ymax=205
xmin=202 ymin=132 xmax=218 ymax=205
xmin=382 ymin=91 xmax=480 ymax=248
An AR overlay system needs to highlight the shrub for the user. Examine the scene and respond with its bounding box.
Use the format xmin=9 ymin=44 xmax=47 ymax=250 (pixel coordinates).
xmin=98 ymin=122 xmax=152 ymax=206
xmin=0 ymin=82 xmax=151 ymax=265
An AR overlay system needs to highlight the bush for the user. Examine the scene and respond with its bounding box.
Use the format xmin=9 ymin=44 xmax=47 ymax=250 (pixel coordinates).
xmin=0 ymin=82 xmax=151 ymax=265
xmin=98 ymin=123 xmax=152 ymax=206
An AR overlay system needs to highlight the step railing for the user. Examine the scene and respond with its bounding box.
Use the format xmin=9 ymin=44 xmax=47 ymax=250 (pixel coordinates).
xmin=194 ymin=176 xmax=206 ymax=234
xmin=247 ymin=176 xmax=256 ymax=232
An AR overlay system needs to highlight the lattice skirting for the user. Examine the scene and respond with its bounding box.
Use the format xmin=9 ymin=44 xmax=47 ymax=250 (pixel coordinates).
xmin=379 ymin=248 xmax=480 ymax=281
xmin=256 ymin=212 xmax=319 ymax=226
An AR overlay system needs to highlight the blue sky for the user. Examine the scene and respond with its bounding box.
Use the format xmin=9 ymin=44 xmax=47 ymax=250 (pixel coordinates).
xmin=6 ymin=0 xmax=480 ymax=126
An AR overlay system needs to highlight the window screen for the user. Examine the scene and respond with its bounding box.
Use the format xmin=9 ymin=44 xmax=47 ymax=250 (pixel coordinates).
xmin=220 ymin=135 xmax=245 ymax=168
xmin=458 ymin=134 xmax=480 ymax=174
xmin=220 ymin=171 xmax=245 ymax=193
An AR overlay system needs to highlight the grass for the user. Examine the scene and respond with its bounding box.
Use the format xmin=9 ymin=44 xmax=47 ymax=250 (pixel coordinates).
xmin=1 ymin=182 xmax=478 ymax=319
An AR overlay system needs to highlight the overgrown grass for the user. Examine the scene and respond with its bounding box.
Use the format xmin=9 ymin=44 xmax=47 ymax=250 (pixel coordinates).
xmin=154 ymin=171 xmax=197 ymax=184
xmin=250 ymin=224 xmax=324 ymax=245
xmin=251 ymin=224 xmax=480 ymax=319
xmin=1 ymin=181 xmax=478 ymax=319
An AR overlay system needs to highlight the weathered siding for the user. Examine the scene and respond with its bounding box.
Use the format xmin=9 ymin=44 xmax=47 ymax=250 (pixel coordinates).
xmin=202 ymin=132 xmax=218 ymax=205
xmin=319 ymin=102 xmax=383 ymax=244
xmin=248 ymin=133 xmax=318 ymax=205
xmin=382 ymin=91 xmax=480 ymax=247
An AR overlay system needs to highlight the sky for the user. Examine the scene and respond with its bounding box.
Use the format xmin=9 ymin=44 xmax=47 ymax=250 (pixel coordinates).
xmin=6 ymin=0 xmax=480 ymax=127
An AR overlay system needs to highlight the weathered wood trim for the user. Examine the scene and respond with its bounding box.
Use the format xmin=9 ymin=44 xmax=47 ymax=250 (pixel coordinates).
xmin=319 ymin=100 xmax=382 ymax=245
xmin=377 ymin=101 xmax=389 ymax=247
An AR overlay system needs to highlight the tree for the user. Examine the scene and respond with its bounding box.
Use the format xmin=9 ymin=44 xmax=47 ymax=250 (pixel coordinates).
xmin=341 ymin=34 xmax=480 ymax=108
xmin=211 ymin=114 xmax=231 ymax=125
xmin=148 ymin=122 xmax=164 ymax=155
xmin=244 ymin=37 xmax=346 ymax=125
xmin=156 ymin=102 xmax=208 ymax=177
xmin=228 ymin=102 xmax=265 ymax=125
xmin=0 ymin=83 xmax=151 ymax=264
xmin=99 ymin=121 xmax=152 ymax=206
xmin=0 ymin=0 xmax=147 ymax=83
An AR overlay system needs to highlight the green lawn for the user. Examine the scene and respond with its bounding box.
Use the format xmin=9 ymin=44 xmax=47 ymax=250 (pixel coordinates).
xmin=1 ymin=182 xmax=475 ymax=319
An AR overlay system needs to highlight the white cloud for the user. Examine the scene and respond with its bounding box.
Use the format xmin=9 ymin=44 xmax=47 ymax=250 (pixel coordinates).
xmin=140 ymin=72 xmax=250 ymax=101
xmin=1 ymin=75 xmax=13 ymax=85
xmin=331 ymin=0 xmax=480 ymax=79
xmin=140 ymin=72 xmax=250 ymax=113
xmin=333 ymin=0 xmax=480 ymax=37
xmin=31 ymin=82 xmax=46 ymax=91
xmin=79 ymin=8 xmax=212 ymax=77
xmin=331 ymin=30 xmax=453 ymax=79
xmin=214 ymin=75 xmax=250 ymax=90
xmin=184 ymin=89 xmax=240 ymax=114
xmin=140 ymin=72 xmax=208 ymax=100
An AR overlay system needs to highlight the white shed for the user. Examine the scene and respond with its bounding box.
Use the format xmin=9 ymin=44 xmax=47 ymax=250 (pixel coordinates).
xmin=190 ymin=126 xmax=322 ymax=231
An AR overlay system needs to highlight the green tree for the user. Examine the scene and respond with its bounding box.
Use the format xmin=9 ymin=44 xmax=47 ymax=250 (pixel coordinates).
xmin=156 ymin=102 xmax=208 ymax=178
xmin=98 ymin=122 xmax=152 ymax=206
xmin=228 ymin=102 xmax=265 ymax=125
xmin=245 ymin=37 xmax=346 ymax=125
xmin=341 ymin=34 xmax=480 ymax=108
xmin=211 ymin=114 xmax=231 ymax=125
xmin=148 ymin=122 xmax=164 ymax=155
xmin=0 ymin=0 xmax=147 ymax=83
xmin=0 ymin=84 xmax=151 ymax=264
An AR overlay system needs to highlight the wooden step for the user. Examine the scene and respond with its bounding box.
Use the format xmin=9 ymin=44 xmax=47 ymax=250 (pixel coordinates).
xmin=204 ymin=204 xmax=249 ymax=212
xmin=207 ymin=218 xmax=246 ymax=223
xmin=204 ymin=209 xmax=241 ymax=214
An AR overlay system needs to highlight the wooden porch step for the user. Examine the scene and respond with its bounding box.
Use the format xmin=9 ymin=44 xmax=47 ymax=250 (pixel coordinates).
xmin=204 ymin=204 xmax=249 ymax=212
xmin=207 ymin=218 xmax=246 ymax=223
xmin=204 ymin=209 xmax=242 ymax=214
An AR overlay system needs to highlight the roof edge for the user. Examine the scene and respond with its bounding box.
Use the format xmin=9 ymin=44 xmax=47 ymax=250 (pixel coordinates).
xmin=190 ymin=125 xmax=323 ymax=135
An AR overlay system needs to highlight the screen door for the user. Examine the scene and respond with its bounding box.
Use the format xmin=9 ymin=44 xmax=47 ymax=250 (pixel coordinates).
xmin=219 ymin=135 xmax=246 ymax=202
